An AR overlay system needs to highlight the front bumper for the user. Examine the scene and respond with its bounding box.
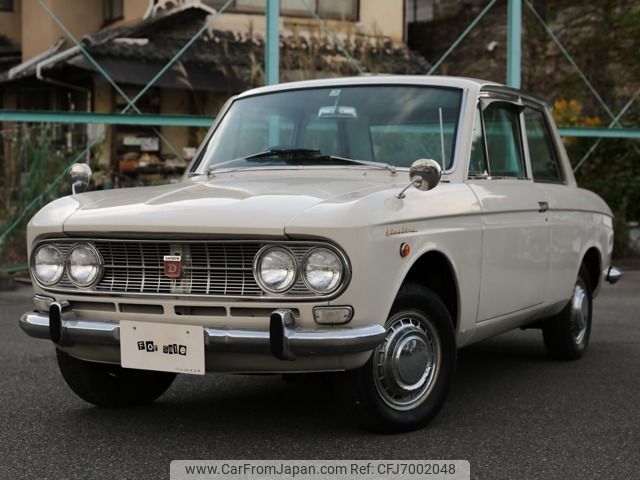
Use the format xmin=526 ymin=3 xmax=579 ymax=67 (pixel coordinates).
xmin=19 ymin=307 xmax=386 ymax=361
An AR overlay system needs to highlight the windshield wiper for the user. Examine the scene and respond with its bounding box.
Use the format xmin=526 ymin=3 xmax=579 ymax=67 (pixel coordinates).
xmin=327 ymin=155 xmax=397 ymax=173
xmin=245 ymin=148 xmax=321 ymax=160
xmin=201 ymin=148 xmax=320 ymax=175
xmin=198 ymin=148 xmax=397 ymax=175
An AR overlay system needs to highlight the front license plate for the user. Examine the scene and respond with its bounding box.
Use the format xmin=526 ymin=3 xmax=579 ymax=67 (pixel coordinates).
xmin=120 ymin=321 xmax=205 ymax=375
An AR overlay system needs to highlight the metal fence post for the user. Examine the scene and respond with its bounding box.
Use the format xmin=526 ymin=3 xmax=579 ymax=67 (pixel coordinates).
xmin=507 ymin=0 xmax=521 ymax=89
xmin=265 ymin=0 xmax=280 ymax=85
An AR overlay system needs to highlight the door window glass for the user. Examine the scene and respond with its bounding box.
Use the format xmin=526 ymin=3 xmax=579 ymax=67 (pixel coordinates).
xmin=524 ymin=108 xmax=564 ymax=183
xmin=483 ymin=103 xmax=525 ymax=178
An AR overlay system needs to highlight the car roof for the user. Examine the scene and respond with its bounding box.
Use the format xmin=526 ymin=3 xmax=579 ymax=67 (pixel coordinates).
xmin=236 ymin=76 xmax=552 ymax=109
xmin=236 ymin=75 xmax=503 ymax=99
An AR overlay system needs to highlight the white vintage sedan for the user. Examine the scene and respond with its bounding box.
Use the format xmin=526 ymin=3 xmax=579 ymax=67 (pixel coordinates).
xmin=21 ymin=76 xmax=621 ymax=432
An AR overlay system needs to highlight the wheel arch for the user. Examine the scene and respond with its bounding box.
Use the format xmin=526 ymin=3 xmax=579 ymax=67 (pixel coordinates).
xmin=581 ymin=246 xmax=602 ymax=294
xmin=401 ymin=250 xmax=460 ymax=331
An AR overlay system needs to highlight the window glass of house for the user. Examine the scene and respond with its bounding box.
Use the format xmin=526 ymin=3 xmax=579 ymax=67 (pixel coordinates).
xmin=202 ymin=0 xmax=231 ymax=9
xmin=235 ymin=0 xmax=265 ymax=10
xmin=0 ymin=0 xmax=13 ymax=12
xmin=483 ymin=103 xmax=525 ymax=178
xmin=524 ymin=108 xmax=563 ymax=183
xmin=104 ymin=0 xmax=123 ymax=22
xmin=281 ymin=0 xmax=315 ymax=15
xmin=318 ymin=0 xmax=358 ymax=20
xmin=231 ymin=0 xmax=320 ymax=15
xmin=205 ymin=1 xmax=357 ymax=19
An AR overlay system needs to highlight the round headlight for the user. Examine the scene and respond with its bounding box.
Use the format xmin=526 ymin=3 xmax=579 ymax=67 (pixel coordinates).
xmin=32 ymin=245 xmax=64 ymax=286
xmin=67 ymin=244 xmax=102 ymax=287
xmin=255 ymin=246 xmax=297 ymax=293
xmin=303 ymin=247 xmax=343 ymax=293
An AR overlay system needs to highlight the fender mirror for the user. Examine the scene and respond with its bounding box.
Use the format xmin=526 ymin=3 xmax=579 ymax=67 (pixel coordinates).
xmin=69 ymin=163 xmax=92 ymax=195
xmin=396 ymin=159 xmax=442 ymax=199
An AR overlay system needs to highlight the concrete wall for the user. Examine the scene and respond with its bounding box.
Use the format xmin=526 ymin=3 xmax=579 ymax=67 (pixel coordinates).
xmin=360 ymin=0 xmax=404 ymax=42
xmin=21 ymin=0 xmax=104 ymax=61
xmin=124 ymin=0 xmax=150 ymax=21
xmin=0 ymin=0 xmax=22 ymax=47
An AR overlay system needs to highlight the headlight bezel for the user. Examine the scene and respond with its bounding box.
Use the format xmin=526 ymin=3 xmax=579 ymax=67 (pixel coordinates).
xmin=31 ymin=244 xmax=65 ymax=286
xmin=252 ymin=243 xmax=350 ymax=297
xmin=65 ymin=242 xmax=104 ymax=288
xmin=253 ymin=245 xmax=299 ymax=294
xmin=301 ymin=247 xmax=344 ymax=294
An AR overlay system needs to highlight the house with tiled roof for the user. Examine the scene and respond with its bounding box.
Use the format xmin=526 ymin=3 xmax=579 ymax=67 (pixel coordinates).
xmin=1 ymin=0 xmax=430 ymax=183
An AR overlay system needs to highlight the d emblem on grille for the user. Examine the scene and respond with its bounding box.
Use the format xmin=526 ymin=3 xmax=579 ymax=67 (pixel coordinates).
xmin=163 ymin=255 xmax=182 ymax=278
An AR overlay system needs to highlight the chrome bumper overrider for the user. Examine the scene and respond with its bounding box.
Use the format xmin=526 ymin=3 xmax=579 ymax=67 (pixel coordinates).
xmin=19 ymin=308 xmax=386 ymax=361
xmin=605 ymin=266 xmax=623 ymax=284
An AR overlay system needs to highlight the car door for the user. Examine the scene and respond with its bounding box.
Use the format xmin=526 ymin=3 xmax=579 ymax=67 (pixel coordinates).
xmin=466 ymin=100 xmax=551 ymax=323
xmin=521 ymin=104 xmax=582 ymax=305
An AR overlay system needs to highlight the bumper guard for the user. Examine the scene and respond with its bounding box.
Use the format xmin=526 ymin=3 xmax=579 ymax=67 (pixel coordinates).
xmin=605 ymin=266 xmax=623 ymax=284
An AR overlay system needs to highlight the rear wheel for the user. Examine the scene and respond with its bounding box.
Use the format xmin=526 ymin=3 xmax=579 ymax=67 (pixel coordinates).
xmin=543 ymin=265 xmax=593 ymax=360
xmin=56 ymin=349 xmax=176 ymax=408
xmin=339 ymin=282 xmax=456 ymax=433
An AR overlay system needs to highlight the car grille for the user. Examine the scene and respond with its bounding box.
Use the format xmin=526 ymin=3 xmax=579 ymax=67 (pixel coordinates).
xmin=42 ymin=239 xmax=344 ymax=299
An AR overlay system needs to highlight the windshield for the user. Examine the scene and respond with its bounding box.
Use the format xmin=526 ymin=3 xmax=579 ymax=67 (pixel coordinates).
xmin=195 ymin=85 xmax=463 ymax=172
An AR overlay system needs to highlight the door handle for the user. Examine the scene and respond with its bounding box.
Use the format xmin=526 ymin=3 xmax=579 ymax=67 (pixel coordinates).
xmin=538 ymin=201 xmax=549 ymax=213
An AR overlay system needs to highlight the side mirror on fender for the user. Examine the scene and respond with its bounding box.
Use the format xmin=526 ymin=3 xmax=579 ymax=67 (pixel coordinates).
xmin=396 ymin=159 xmax=442 ymax=199
xmin=69 ymin=163 xmax=92 ymax=195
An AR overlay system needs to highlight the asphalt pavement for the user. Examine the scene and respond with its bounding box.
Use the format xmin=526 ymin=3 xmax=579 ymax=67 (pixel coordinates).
xmin=1 ymin=274 xmax=638 ymax=480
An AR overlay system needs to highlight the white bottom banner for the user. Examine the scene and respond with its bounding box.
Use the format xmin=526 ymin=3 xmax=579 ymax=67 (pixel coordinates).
xmin=170 ymin=460 xmax=470 ymax=480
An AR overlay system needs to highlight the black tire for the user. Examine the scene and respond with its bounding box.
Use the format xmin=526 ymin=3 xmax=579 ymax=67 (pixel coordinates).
xmin=339 ymin=282 xmax=456 ymax=433
xmin=56 ymin=349 xmax=176 ymax=408
xmin=543 ymin=265 xmax=593 ymax=361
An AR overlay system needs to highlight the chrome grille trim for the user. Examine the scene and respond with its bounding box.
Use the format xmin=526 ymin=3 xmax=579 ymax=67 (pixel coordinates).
xmin=32 ymin=239 xmax=350 ymax=301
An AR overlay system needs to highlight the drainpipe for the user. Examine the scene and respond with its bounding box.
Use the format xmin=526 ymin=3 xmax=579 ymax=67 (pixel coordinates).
xmin=36 ymin=46 xmax=93 ymax=161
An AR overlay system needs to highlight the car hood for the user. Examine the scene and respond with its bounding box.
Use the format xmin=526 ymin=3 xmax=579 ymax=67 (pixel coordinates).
xmin=60 ymin=170 xmax=403 ymax=236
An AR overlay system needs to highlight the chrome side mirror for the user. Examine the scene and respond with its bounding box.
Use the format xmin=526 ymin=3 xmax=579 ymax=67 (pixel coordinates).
xmin=69 ymin=163 xmax=92 ymax=194
xmin=396 ymin=159 xmax=441 ymax=199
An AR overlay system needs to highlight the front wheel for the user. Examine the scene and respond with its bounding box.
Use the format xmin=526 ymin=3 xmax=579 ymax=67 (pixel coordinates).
xmin=339 ymin=283 xmax=456 ymax=433
xmin=56 ymin=349 xmax=176 ymax=408
xmin=542 ymin=265 xmax=593 ymax=361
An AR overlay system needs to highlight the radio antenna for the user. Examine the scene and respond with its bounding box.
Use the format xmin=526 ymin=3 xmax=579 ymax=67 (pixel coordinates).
xmin=438 ymin=107 xmax=446 ymax=169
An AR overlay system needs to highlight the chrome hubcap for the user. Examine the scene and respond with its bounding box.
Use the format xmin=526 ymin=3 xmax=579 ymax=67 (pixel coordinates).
xmin=570 ymin=283 xmax=589 ymax=344
xmin=373 ymin=313 xmax=440 ymax=411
